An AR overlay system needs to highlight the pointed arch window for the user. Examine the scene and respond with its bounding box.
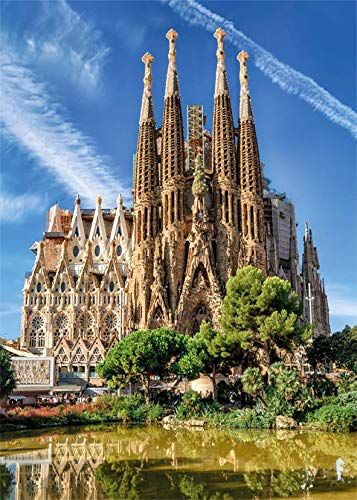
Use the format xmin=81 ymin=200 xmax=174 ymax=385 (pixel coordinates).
xmin=101 ymin=312 xmax=119 ymax=342
xmin=29 ymin=314 xmax=45 ymax=348
xmin=53 ymin=313 xmax=69 ymax=344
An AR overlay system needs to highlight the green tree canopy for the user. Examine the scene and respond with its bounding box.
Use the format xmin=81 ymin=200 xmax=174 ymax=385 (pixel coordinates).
xmin=176 ymin=321 xmax=240 ymax=401
xmin=307 ymin=325 xmax=357 ymax=372
xmin=0 ymin=346 xmax=17 ymax=400
xmin=220 ymin=266 xmax=311 ymax=371
xmin=97 ymin=328 xmax=188 ymax=401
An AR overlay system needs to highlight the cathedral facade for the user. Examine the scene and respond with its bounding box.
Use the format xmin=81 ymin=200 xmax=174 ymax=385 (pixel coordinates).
xmin=20 ymin=28 xmax=330 ymax=384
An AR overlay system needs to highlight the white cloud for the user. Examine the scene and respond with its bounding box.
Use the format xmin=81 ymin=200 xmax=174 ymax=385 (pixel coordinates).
xmin=21 ymin=0 xmax=110 ymax=91
xmin=163 ymin=0 xmax=357 ymax=139
xmin=1 ymin=40 xmax=131 ymax=207
xmin=327 ymin=284 xmax=357 ymax=318
xmin=0 ymin=192 xmax=43 ymax=222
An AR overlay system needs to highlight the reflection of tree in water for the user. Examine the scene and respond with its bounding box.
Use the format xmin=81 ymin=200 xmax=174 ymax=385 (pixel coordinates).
xmin=0 ymin=465 xmax=15 ymax=499
xmin=3 ymin=426 xmax=357 ymax=499
xmin=95 ymin=461 xmax=142 ymax=499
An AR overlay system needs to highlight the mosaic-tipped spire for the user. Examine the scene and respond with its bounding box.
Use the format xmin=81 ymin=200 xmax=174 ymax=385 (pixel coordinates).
xmin=212 ymin=27 xmax=237 ymax=183
xmin=237 ymin=50 xmax=254 ymax=121
xmin=161 ymin=28 xmax=185 ymax=188
xmin=214 ymin=28 xmax=230 ymax=97
xmin=165 ymin=29 xmax=179 ymax=98
xmin=139 ymin=52 xmax=154 ymax=124
xmin=134 ymin=52 xmax=159 ymax=206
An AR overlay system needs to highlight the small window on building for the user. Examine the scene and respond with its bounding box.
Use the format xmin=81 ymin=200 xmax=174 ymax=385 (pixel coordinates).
xmin=60 ymin=282 xmax=66 ymax=293
xmin=89 ymin=366 xmax=97 ymax=378
xmin=36 ymin=283 xmax=42 ymax=293
xmin=116 ymin=245 xmax=122 ymax=257
xmin=95 ymin=245 xmax=101 ymax=257
xmin=109 ymin=281 xmax=115 ymax=292
xmin=73 ymin=246 xmax=79 ymax=257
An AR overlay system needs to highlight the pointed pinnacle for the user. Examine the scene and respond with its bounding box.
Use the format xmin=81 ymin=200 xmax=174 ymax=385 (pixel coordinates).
xmin=75 ymin=193 xmax=81 ymax=205
xmin=166 ymin=28 xmax=178 ymax=42
xmin=237 ymin=50 xmax=249 ymax=64
xmin=96 ymin=194 xmax=102 ymax=206
xmin=214 ymin=27 xmax=226 ymax=41
xmin=142 ymin=52 xmax=154 ymax=66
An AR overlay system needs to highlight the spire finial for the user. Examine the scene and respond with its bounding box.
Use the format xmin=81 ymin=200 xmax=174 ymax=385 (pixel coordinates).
xmin=141 ymin=52 xmax=154 ymax=93
xmin=214 ymin=27 xmax=226 ymax=61
xmin=214 ymin=28 xmax=230 ymax=97
xmin=75 ymin=193 xmax=81 ymax=205
xmin=165 ymin=29 xmax=179 ymax=98
xmin=237 ymin=50 xmax=250 ymax=88
xmin=96 ymin=194 xmax=102 ymax=206
xmin=304 ymin=221 xmax=309 ymax=240
xmin=117 ymin=193 xmax=123 ymax=206
xmin=139 ymin=52 xmax=155 ymax=124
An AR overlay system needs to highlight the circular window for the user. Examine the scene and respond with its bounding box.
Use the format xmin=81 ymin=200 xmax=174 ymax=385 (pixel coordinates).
xmin=116 ymin=245 xmax=122 ymax=256
xmin=73 ymin=246 xmax=79 ymax=257
xmin=95 ymin=245 xmax=101 ymax=257
xmin=60 ymin=282 xmax=66 ymax=293
xmin=36 ymin=283 xmax=42 ymax=293
xmin=109 ymin=281 xmax=115 ymax=292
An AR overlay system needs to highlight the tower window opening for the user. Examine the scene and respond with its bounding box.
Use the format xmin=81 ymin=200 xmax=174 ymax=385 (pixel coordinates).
xmin=171 ymin=191 xmax=175 ymax=223
xmin=250 ymin=206 xmax=255 ymax=240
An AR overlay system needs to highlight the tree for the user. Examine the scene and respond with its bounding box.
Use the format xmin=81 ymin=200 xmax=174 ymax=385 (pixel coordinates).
xmin=220 ymin=266 xmax=311 ymax=372
xmin=241 ymin=367 xmax=265 ymax=404
xmin=0 ymin=346 xmax=17 ymax=400
xmin=307 ymin=325 xmax=357 ymax=372
xmin=177 ymin=321 xmax=240 ymax=402
xmin=98 ymin=328 xmax=188 ymax=402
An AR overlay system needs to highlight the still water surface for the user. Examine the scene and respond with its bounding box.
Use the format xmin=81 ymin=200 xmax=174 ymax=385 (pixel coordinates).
xmin=0 ymin=425 xmax=356 ymax=499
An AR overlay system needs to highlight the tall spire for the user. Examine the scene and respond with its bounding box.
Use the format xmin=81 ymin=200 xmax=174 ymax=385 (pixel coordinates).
xmin=238 ymin=51 xmax=266 ymax=272
xmin=161 ymin=28 xmax=185 ymax=199
xmin=134 ymin=52 xmax=159 ymax=210
xmin=212 ymin=28 xmax=237 ymax=183
xmin=160 ymin=28 xmax=186 ymax=315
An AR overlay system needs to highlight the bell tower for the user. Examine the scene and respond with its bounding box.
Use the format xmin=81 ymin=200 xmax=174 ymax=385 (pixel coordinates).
xmin=160 ymin=29 xmax=186 ymax=317
xmin=237 ymin=50 xmax=267 ymax=272
xmin=130 ymin=52 xmax=159 ymax=329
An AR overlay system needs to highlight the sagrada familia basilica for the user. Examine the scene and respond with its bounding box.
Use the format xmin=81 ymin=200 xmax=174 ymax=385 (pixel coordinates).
xmin=20 ymin=29 xmax=330 ymax=384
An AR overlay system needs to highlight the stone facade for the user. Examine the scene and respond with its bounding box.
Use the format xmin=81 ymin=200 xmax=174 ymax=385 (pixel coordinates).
xmin=20 ymin=28 xmax=330 ymax=381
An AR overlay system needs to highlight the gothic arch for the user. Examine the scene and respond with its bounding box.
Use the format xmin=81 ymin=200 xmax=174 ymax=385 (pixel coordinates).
xmin=100 ymin=311 xmax=120 ymax=342
xmin=28 ymin=312 xmax=46 ymax=348
xmin=53 ymin=312 xmax=70 ymax=344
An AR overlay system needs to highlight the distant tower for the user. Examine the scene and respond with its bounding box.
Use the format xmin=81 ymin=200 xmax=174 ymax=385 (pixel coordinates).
xmin=302 ymin=223 xmax=330 ymax=336
xmin=160 ymin=29 xmax=186 ymax=318
xmin=212 ymin=28 xmax=240 ymax=287
xmin=130 ymin=52 xmax=159 ymax=329
xmin=237 ymin=51 xmax=266 ymax=273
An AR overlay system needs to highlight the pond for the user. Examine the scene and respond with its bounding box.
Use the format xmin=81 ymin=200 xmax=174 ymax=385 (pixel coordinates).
xmin=0 ymin=425 xmax=356 ymax=499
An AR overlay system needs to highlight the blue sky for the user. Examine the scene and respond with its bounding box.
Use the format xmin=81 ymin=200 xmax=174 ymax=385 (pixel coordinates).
xmin=1 ymin=0 xmax=356 ymax=338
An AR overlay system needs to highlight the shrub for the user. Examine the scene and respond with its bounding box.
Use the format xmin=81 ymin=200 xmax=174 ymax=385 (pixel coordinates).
xmin=337 ymin=372 xmax=357 ymax=394
xmin=175 ymin=390 xmax=206 ymax=420
xmin=307 ymin=404 xmax=357 ymax=432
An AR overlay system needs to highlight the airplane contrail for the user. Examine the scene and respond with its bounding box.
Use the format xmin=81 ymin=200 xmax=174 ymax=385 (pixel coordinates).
xmin=162 ymin=0 xmax=357 ymax=139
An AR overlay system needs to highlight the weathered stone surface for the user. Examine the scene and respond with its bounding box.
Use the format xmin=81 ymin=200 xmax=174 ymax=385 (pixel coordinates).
xmin=275 ymin=415 xmax=298 ymax=430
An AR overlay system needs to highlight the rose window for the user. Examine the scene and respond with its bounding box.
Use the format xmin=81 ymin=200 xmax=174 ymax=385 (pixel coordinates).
xmin=55 ymin=314 xmax=69 ymax=330
xmin=104 ymin=313 xmax=118 ymax=330
xmin=31 ymin=315 xmax=44 ymax=330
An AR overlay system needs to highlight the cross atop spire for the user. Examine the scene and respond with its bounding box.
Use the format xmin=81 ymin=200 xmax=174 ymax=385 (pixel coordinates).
xmin=165 ymin=28 xmax=179 ymax=97
xmin=140 ymin=52 xmax=155 ymax=124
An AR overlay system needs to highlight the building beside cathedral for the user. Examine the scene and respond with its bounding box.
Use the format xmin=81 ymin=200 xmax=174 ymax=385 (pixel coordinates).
xmin=20 ymin=28 xmax=330 ymax=385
